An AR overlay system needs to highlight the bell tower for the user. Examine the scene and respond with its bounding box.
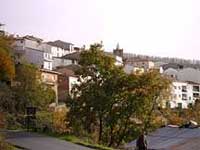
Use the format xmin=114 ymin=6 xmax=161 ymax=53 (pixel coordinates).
xmin=113 ymin=43 xmax=123 ymax=58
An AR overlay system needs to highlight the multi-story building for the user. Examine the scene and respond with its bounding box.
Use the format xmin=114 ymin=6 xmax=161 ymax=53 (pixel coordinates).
xmin=47 ymin=40 xmax=81 ymax=69
xmin=14 ymin=35 xmax=53 ymax=70
xmin=167 ymin=81 xmax=200 ymax=109
xmin=124 ymin=59 xmax=155 ymax=74
xmin=47 ymin=40 xmax=75 ymax=57
xmin=54 ymin=65 xmax=79 ymax=102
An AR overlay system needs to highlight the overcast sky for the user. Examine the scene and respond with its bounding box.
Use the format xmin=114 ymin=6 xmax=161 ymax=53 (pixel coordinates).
xmin=1 ymin=0 xmax=200 ymax=59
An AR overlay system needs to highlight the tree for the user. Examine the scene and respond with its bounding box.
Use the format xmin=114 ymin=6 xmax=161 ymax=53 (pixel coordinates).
xmin=0 ymin=35 xmax=15 ymax=82
xmin=12 ymin=63 xmax=55 ymax=113
xmin=67 ymin=43 xmax=171 ymax=147
xmin=68 ymin=43 xmax=125 ymax=143
xmin=131 ymin=70 xmax=171 ymax=133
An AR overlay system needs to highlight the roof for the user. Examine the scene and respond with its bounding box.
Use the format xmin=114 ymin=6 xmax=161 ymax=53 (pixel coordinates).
xmin=62 ymin=52 xmax=81 ymax=60
xmin=47 ymin=40 xmax=73 ymax=50
xmin=54 ymin=64 xmax=80 ymax=77
xmin=162 ymin=63 xmax=184 ymax=70
xmin=40 ymin=69 xmax=61 ymax=75
xmin=62 ymin=51 xmax=120 ymax=61
xmin=126 ymin=126 xmax=200 ymax=150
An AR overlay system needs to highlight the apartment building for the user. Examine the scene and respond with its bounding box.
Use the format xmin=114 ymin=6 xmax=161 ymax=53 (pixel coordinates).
xmin=14 ymin=35 xmax=53 ymax=70
xmin=167 ymin=81 xmax=200 ymax=109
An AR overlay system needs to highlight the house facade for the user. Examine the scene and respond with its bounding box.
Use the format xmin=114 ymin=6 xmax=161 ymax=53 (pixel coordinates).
xmin=124 ymin=59 xmax=155 ymax=74
xmin=167 ymin=81 xmax=200 ymax=109
xmin=54 ymin=65 xmax=79 ymax=102
xmin=40 ymin=69 xmax=61 ymax=104
xmin=14 ymin=35 xmax=53 ymax=70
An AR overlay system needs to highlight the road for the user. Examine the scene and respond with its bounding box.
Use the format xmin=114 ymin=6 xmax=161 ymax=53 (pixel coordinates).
xmin=3 ymin=131 xmax=93 ymax=150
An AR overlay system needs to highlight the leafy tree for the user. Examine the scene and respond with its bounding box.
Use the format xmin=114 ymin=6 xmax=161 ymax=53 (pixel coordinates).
xmin=12 ymin=63 xmax=55 ymax=113
xmin=0 ymin=82 xmax=14 ymax=113
xmin=67 ymin=43 xmax=171 ymax=147
xmin=0 ymin=35 xmax=15 ymax=82
xmin=132 ymin=70 xmax=171 ymax=133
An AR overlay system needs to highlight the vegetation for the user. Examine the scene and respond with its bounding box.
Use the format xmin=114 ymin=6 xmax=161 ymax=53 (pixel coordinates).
xmin=0 ymin=134 xmax=14 ymax=150
xmin=66 ymin=43 xmax=171 ymax=147
xmin=0 ymin=35 xmax=55 ymax=129
xmin=0 ymin=35 xmax=15 ymax=82
xmin=1 ymin=33 xmax=200 ymax=149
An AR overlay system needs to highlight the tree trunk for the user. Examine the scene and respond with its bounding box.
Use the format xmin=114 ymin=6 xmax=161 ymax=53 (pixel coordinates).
xmin=98 ymin=116 xmax=103 ymax=143
xmin=108 ymin=126 xmax=114 ymax=147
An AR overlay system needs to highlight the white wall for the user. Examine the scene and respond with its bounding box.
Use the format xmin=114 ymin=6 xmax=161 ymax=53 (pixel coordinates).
xmin=168 ymin=81 xmax=196 ymax=109
xmin=52 ymin=57 xmax=73 ymax=69
xmin=69 ymin=76 xmax=78 ymax=94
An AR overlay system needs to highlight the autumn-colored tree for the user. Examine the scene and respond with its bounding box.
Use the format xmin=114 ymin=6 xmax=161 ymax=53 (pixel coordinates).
xmin=0 ymin=35 xmax=15 ymax=82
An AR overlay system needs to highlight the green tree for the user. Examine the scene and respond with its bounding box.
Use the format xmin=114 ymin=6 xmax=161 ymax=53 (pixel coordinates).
xmin=12 ymin=63 xmax=55 ymax=113
xmin=67 ymin=43 xmax=171 ymax=147
xmin=131 ymin=70 xmax=171 ymax=133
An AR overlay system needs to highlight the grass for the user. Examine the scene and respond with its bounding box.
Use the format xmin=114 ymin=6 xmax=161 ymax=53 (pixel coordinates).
xmin=59 ymin=134 xmax=113 ymax=150
xmin=41 ymin=132 xmax=114 ymax=150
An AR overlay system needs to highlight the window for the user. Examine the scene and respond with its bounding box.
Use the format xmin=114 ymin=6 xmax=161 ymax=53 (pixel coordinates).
xmin=166 ymin=102 xmax=170 ymax=108
xmin=182 ymin=94 xmax=187 ymax=100
xmin=174 ymin=86 xmax=177 ymax=89
xmin=174 ymin=94 xmax=177 ymax=99
xmin=193 ymin=93 xmax=199 ymax=98
xmin=178 ymin=103 xmax=182 ymax=109
xmin=182 ymin=86 xmax=187 ymax=92
xmin=48 ymin=63 xmax=51 ymax=69
xmin=193 ymin=86 xmax=200 ymax=92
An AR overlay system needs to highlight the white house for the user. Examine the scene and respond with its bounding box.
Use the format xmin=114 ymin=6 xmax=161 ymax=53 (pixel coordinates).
xmin=47 ymin=40 xmax=75 ymax=57
xmin=167 ymin=81 xmax=200 ymax=109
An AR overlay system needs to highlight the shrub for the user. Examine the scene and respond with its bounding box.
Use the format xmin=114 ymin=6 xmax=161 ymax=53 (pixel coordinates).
xmin=4 ymin=113 xmax=23 ymax=130
xmin=53 ymin=107 xmax=70 ymax=134
xmin=0 ymin=134 xmax=14 ymax=150
xmin=36 ymin=111 xmax=53 ymax=132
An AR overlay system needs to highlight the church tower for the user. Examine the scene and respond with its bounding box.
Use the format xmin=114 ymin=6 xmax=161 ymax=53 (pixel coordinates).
xmin=113 ymin=43 xmax=123 ymax=58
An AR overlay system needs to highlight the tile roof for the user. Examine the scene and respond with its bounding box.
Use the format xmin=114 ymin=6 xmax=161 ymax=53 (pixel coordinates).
xmin=47 ymin=40 xmax=73 ymax=50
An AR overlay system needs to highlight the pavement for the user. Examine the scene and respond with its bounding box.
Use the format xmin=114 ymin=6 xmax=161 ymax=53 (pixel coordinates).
xmin=2 ymin=130 xmax=93 ymax=150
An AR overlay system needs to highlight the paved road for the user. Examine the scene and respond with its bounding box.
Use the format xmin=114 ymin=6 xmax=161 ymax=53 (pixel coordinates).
xmin=3 ymin=131 xmax=93 ymax=150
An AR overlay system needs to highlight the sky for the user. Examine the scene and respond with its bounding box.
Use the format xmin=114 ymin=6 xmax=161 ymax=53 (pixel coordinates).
xmin=1 ymin=0 xmax=200 ymax=59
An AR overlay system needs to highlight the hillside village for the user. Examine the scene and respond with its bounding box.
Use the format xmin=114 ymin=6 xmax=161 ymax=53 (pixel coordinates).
xmin=2 ymin=26 xmax=200 ymax=149
xmin=6 ymin=28 xmax=200 ymax=110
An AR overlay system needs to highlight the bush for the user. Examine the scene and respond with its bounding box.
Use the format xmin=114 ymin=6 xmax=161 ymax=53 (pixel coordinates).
xmin=0 ymin=134 xmax=14 ymax=150
xmin=53 ymin=108 xmax=70 ymax=134
xmin=36 ymin=111 xmax=53 ymax=132
xmin=5 ymin=113 xmax=23 ymax=130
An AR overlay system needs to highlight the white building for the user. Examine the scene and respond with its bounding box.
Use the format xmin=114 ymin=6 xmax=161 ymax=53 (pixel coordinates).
xmin=47 ymin=40 xmax=75 ymax=57
xmin=47 ymin=40 xmax=79 ymax=69
xmin=124 ymin=59 xmax=155 ymax=74
xmin=167 ymin=81 xmax=200 ymax=109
